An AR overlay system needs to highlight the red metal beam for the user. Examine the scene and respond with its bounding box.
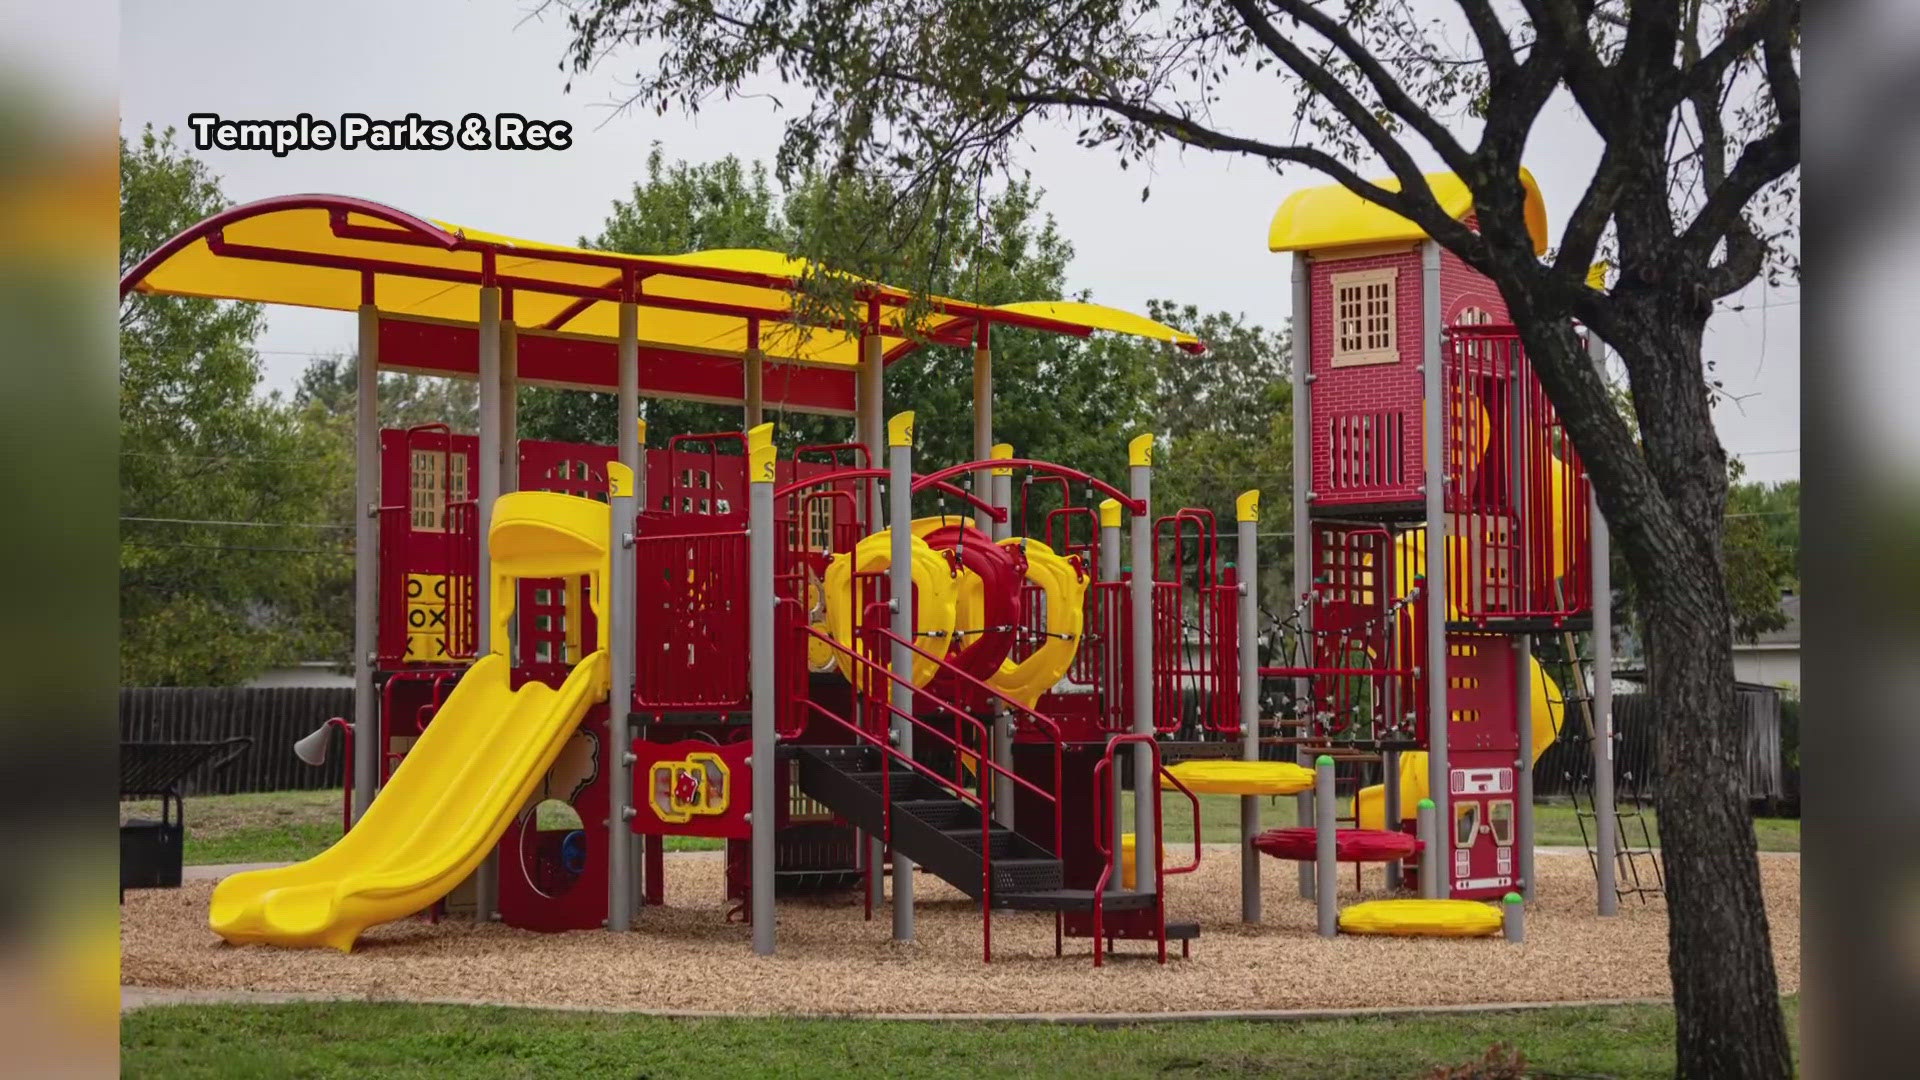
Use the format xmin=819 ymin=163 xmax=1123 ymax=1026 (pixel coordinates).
xmin=377 ymin=317 xmax=856 ymax=415
xmin=120 ymin=193 xmax=461 ymax=299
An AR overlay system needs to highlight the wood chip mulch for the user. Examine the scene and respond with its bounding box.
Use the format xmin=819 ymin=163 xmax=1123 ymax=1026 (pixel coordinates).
xmin=120 ymin=849 xmax=1799 ymax=1016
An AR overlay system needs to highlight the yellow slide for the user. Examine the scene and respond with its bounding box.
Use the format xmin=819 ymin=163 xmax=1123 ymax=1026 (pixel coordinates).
xmin=208 ymin=652 xmax=607 ymax=950
xmin=210 ymin=473 xmax=623 ymax=951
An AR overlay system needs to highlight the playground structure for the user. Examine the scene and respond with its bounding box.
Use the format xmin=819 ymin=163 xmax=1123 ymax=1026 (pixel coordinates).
xmin=121 ymin=168 xmax=1625 ymax=963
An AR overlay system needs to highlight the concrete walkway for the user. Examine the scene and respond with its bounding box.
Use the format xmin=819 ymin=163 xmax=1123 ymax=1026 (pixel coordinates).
xmin=120 ymin=984 xmax=1672 ymax=1022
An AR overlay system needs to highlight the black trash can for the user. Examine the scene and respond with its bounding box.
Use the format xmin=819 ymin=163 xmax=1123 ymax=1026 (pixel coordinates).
xmin=119 ymin=738 xmax=250 ymax=896
xmin=121 ymin=810 xmax=184 ymax=890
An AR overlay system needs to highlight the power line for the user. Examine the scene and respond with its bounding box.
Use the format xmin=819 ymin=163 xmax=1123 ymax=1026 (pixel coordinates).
xmin=122 ymin=540 xmax=349 ymax=556
xmin=121 ymin=450 xmax=342 ymax=465
xmin=122 ymin=516 xmax=353 ymax=530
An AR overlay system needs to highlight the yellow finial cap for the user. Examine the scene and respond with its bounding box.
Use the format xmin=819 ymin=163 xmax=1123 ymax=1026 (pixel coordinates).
xmin=1236 ymin=490 xmax=1260 ymax=523
xmin=990 ymin=442 xmax=1014 ymax=477
xmin=748 ymin=422 xmax=776 ymax=483
xmin=1099 ymin=498 xmax=1122 ymax=529
xmin=1128 ymin=433 xmax=1154 ymax=468
xmin=607 ymin=461 xmax=634 ymax=498
xmin=635 ymin=418 xmax=648 ymax=446
xmin=888 ymin=411 xmax=916 ymax=448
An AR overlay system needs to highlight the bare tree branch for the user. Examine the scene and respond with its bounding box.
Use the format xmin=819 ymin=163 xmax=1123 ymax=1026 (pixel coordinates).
xmin=1452 ymin=0 xmax=1519 ymax=77
xmin=1246 ymin=0 xmax=1476 ymax=174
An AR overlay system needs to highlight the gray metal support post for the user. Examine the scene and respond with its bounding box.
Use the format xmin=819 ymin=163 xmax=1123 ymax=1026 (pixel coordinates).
xmin=1128 ymin=435 xmax=1156 ymax=895
xmin=1502 ymin=891 xmax=1526 ymax=943
xmin=1592 ymin=498 xmax=1619 ymax=914
xmin=1516 ymin=635 xmax=1535 ymax=895
xmin=1315 ymin=755 xmax=1337 ymax=937
xmin=500 ymin=316 xmax=518 ymax=490
xmin=474 ymin=285 xmax=502 ymax=922
xmin=989 ymin=445 xmax=1014 ymax=827
xmin=991 ymin=445 xmax=1014 ymax=542
xmin=1384 ymin=751 xmax=1403 ymax=888
xmin=1417 ymin=797 xmax=1438 ymax=898
xmin=1290 ymin=252 xmax=1315 ymax=900
xmin=1236 ymin=491 xmax=1261 ymax=923
xmin=973 ymin=334 xmax=994 ymax=532
xmin=607 ymin=465 xmax=637 ymax=932
xmin=859 ymin=334 xmax=885 ymax=522
xmin=1586 ymin=330 xmax=1620 ymax=916
xmin=857 ymin=331 xmax=885 ymax=906
xmin=617 ymin=303 xmax=642 ymax=491
xmin=888 ymin=411 xmax=917 ymax=940
xmin=1420 ymin=240 xmax=1450 ymax=901
xmin=748 ymin=425 xmax=778 ymax=953
xmin=477 ymin=287 xmax=502 ymax=644
xmin=615 ymin=300 xmax=644 ymax=906
xmin=744 ymin=340 xmax=766 ymax=429
xmin=1099 ymin=498 xmax=1124 ymax=866
xmin=352 ymin=302 xmax=379 ymax=819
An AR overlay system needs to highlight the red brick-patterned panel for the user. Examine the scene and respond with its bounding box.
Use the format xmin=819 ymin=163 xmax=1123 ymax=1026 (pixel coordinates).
xmin=1440 ymin=245 xmax=1511 ymax=327
xmin=1308 ymin=248 xmax=1426 ymax=507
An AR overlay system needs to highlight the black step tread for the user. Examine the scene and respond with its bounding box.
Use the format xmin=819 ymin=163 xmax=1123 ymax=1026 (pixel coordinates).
xmin=994 ymin=887 xmax=1157 ymax=912
xmin=1164 ymin=920 xmax=1201 ymax=941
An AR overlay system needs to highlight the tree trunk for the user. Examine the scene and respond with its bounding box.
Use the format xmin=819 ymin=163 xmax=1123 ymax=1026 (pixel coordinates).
xmin=1511 ymin=288 xmax=1792 ymax=1077
xmin=1601 ymin=310 xmax=1793 ymax=1079
xmin=1641 ymin=558 xmax=1792 ymax=1078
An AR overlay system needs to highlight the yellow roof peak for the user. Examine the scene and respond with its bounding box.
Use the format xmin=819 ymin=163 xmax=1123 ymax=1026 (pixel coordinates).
xmin=1266 ymin=169 xmax=1547 ymax=256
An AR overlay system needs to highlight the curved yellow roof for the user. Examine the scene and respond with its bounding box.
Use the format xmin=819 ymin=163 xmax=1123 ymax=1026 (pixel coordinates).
xmin=123 ymin=194 xmax=1202 ymax=370
xmin=1267 ymin=170 xmax=1548 ymax=256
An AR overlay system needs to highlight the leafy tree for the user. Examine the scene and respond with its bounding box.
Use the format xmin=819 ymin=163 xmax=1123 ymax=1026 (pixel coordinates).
xmin=292 ymin=353 xmax=479 ymax=433
xmin=120 ymin=127 xmax=351 ymax=685
xmin=1133 ymin=302 xmax=1293 ymax=609
xmin=549 ymin=1 xmax=1801 ymax=1072
xmin=521 ymin=148 xmax=1166 ymax=493
xmin=1725 ymin=471 xmax=1799 ymax=635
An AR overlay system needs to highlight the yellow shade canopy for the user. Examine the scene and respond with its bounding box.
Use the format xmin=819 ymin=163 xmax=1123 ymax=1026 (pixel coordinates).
xmin=1267 ymin=170 xmax=1549 ymax=256
xmin=123 ymin=194 xmax=1203 ymax=377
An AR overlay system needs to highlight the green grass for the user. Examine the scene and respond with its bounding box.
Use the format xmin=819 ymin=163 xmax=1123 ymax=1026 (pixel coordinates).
xmin=1120 ymin=791 xmax=1800 ymax=852
xmin=120 ymin=789 xmax=725 ymax=866
xmin=123 ymin=998 xmax=1798 ymax=1079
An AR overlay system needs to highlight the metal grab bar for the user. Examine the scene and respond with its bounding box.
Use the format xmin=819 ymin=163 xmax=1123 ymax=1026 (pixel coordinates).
xmin=1090 ymin=733 xmax=1165 ymax=967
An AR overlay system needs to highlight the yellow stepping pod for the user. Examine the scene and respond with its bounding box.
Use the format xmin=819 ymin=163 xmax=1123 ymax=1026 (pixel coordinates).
xmin=1338 ymin=898 xmax=1504 ymax=937
xmin=1158 ymin=759 xmax=1316 ymax=796
xmin=208 ymin=483 xmax=615 ymax=951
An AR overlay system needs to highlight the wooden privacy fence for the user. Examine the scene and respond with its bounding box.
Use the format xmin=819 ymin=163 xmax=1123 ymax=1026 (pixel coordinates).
xmin=120 ymin=687 xmax=352 ymax=796
xmin=1535 ymin=684 xmax=1785 ymax=802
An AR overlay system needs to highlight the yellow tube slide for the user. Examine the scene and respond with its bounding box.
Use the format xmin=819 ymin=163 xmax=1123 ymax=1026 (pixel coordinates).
xmin=984 ymin=538 xmax=1087 ymax=709
xmin=821 ymin=529 xmax=958 ymax=688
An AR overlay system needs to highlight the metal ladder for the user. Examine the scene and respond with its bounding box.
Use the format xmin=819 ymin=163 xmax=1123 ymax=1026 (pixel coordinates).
xmin=1553 ymin=622 xmax=1665 ymax=905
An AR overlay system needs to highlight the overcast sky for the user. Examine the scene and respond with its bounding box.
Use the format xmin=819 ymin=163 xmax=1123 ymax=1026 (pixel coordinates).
xmin=121 ymin=0 xmax=1799 ymax=483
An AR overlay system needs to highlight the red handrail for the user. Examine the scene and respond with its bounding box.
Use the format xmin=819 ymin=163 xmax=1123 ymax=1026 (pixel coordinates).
xmin=799 ymin=624 xmax=1068 ymax=963
xmin=799 ymin=634 xmax=1001 ymax=961
xmin=867 ymin=625 xmax=1067 ymax=891
xmin=1089 ymin=734 xmax=1163 ymax=967
xmin=774 ymin=467 xmax=1006 ymax=523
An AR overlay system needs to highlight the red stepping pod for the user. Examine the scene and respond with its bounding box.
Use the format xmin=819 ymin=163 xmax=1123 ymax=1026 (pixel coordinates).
xmin=1253 ymin=827 xmax=1419 ymax=863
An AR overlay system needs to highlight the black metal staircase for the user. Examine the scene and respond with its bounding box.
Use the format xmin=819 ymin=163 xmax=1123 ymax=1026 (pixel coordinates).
xmin=794 ymin=744 xmax=1160 ymax=915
